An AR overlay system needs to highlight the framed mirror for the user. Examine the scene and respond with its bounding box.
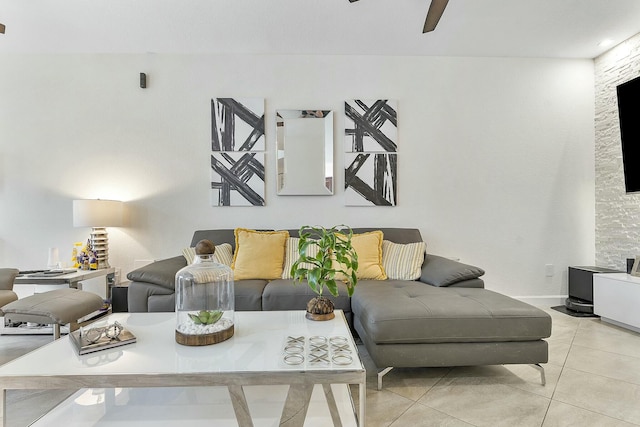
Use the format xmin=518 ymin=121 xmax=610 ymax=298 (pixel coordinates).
xmin=276 ymin=110 xmax=334 ymax=196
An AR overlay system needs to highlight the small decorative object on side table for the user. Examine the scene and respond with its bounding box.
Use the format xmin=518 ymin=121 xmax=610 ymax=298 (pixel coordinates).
xmin=290 ymin=225 xmax=359 ymax=321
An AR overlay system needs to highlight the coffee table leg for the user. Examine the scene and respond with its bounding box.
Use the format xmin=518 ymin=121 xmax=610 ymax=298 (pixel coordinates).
xmin=280 ymin=384 xmax=313 ymax=427
xmin=359 ymin=382 xmax=366 ymax=427
xmin=322 ymin=384 xmax=343 ymax=427
xmin=228 ymin=385 xmax=254 ymax=427
xmin=1 ymin=388 xmax=5 ymax=427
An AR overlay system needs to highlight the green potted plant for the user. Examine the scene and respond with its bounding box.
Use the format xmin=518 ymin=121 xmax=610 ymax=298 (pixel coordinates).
xmin=290 ymin=225 xmax=359 ymax=321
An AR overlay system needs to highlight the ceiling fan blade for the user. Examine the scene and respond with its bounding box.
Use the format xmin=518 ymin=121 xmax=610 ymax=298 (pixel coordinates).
xmin=348 ymin=0 xmax=359 ymax=2
xmin=0 ymin=23 xmax=5 ymax=34
xmin=423 ymin=0 xmax=449 ymax=33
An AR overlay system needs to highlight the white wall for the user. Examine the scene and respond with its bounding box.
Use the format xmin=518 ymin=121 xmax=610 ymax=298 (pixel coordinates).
xmin=0 ymin=54 xmax=595 ymax=298
xmin=595 ymin=33 xmax=640 ymax=270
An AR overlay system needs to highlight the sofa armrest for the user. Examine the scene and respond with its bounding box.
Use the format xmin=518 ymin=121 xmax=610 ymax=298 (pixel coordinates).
xmin=419 ymin=254 xmax=485 ymax=287
xmin=126 ymin=256 xmax=187 ymax=291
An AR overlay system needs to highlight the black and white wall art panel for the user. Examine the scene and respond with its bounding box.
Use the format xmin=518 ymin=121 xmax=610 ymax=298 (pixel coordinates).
xmin=211 ymin=152 xmax=265 ymax=206
xmin=345 ymin=153 xmax=397 ymax=206
xmin=211 ymin=98 xmax=265 ymax=152
xmin=345 ymin=99 xmax=397 ymax=152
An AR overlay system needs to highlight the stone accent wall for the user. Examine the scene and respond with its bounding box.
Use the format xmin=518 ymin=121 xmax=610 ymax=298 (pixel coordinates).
xmin=595 ymin=33 xmax=640 ymax=269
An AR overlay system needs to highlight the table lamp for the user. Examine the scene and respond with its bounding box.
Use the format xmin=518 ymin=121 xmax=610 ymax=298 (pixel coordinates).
xmin=73 ymin=199 xmax=124 ymax=269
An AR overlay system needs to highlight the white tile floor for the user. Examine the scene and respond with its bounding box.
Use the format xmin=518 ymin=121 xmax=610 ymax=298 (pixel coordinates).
xmin=2 ymin=308 xmax=640 ymax=426
xmin=356 ymin=308 xmax=640 ymax=427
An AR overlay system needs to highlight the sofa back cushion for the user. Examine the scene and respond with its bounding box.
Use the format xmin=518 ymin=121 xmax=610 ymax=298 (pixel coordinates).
xmin=191 ymin=228 xmax=424 ymax=281
xmin=350 ymin=228 xmax=423 ymax=244
xmin=182 ymin=243 xmax=234 ymax=266
xmin=191 ymin=228 xmax=424 ymax=251
xmin=191 ymin=229 xmax=238 ymax=248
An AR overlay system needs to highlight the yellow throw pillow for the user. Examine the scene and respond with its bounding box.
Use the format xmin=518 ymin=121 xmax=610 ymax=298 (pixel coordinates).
xmin=335 ymin=230 xmax=387 ymax=281
xmin=282 ymin=237 xmax=320 ymax=279
xmin=382 ymin=240 xmax=426 ymax=280
xmin=232 ymin=228 xmax=289 ymax=280
xmin=182 ymin=243 xmax=234 ymax=266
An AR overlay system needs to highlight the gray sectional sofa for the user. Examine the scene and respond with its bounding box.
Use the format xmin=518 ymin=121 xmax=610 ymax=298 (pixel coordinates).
xmin=127 ymin=228 xmax=552 ymax=388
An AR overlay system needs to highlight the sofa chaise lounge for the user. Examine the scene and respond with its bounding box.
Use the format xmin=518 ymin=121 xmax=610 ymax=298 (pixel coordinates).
xmin=127 ymin=228 xmax=552 ymax=388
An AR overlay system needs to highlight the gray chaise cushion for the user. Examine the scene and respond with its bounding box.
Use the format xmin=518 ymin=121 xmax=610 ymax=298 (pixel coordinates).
xmin=420 ymin=254 xmax=485 ymax=287
xmin=352 ymin=281 xmax=551 ymax=344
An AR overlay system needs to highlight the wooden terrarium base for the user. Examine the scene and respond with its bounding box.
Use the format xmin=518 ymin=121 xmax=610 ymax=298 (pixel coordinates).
xmin=175 ymin=324 xmax=234 ymax=346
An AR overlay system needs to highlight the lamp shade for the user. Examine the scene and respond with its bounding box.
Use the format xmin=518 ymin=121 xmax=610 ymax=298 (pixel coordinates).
xmin=73 ymin=199 xmax=124 ymax=227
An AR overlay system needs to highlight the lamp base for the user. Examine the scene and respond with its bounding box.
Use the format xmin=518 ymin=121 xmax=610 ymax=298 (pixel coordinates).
xmin=90 ymin=227 xmax=111 ymax=270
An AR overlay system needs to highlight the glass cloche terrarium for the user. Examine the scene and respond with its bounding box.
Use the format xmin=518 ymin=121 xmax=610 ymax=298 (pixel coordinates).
xmin=175 ymin=240 xmax=234 ymax=346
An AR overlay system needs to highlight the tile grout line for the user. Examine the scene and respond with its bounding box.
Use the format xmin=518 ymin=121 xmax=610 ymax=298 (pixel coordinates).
xmin=383 ymin=367 xmax=453 ymax=426
xmin=411 ymin=368 xmax=484 ymax=427
xmin=540 ymin=312 xmax=581 ymax=426
xmin=563 ymin=317 xmax=640 ymax=389
xmin=545 ymin=315 xmax=580 ymax=421
xmin=568 ymin=340 xmax=640 ymax=362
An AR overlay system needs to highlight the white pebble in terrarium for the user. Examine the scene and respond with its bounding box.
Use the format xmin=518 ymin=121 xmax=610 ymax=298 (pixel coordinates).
xmin=177 ymin=311 xmax=234 ymax=335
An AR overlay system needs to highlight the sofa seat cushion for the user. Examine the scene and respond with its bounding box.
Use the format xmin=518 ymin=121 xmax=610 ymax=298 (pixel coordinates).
xmin=235 ymin=280 xmax=269 ymax=311
xmin=352 ymin=281 xmax=551 ymax=344
xmin=262 ymin=279 xmax=351 ymax=313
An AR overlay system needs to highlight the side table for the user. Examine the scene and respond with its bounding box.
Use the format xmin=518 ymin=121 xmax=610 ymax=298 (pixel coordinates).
xmin=13 ymin=268 xmax=115 ymax=298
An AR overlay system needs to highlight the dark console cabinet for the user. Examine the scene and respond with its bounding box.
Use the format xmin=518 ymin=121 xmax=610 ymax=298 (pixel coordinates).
xmin=566 ymin=266 xmax=622 ymax=313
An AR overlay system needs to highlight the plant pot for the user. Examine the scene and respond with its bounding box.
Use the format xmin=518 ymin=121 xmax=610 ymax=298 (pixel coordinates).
xmin=306 ymin=296 xmax=335 ymax=321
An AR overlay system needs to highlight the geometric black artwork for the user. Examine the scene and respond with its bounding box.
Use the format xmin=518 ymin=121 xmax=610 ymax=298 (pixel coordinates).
xmin=211 ymin=152 xmax=265 ymax=206
xmin=345 ymin=153 xmax=397 ymax=206
xmin=212 ymin=98 xmax=265 ymax=152
xmin=345 ymin=99 xmax=397 ymax=152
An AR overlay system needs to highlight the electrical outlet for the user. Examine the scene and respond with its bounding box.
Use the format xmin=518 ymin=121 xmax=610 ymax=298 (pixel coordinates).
xmin=545 ymin=264 xmax=554 ymax=277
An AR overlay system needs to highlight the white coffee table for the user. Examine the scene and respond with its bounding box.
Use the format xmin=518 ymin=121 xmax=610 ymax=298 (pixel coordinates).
xmin=0 ymin=310 xmax=365 ymax=427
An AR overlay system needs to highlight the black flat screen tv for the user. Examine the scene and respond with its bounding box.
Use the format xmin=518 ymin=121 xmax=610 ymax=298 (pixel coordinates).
xmin=617 ymin=75 xmax=640 ymax=193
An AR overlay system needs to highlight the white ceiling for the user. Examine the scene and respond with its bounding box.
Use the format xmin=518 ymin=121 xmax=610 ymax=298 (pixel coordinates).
xmin=1 ymin=0 xmax=640 ymax=58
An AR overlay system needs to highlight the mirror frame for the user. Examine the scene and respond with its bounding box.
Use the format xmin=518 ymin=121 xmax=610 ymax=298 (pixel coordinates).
xmin=276 ymin=110 xmax=334 ymax=196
